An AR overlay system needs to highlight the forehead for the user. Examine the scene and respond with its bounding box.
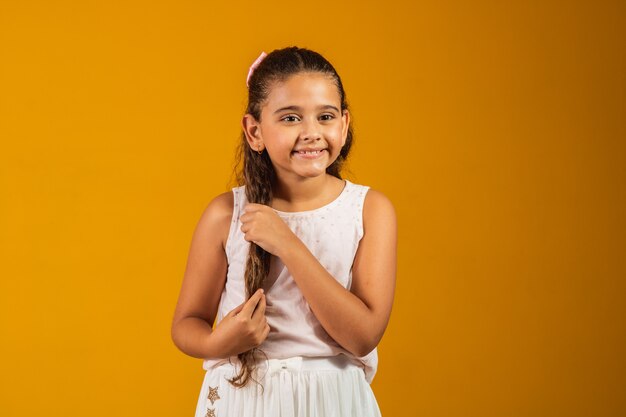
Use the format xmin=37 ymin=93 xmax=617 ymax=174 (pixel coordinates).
xmin=264 ymin=72 xmax=341 ymax=111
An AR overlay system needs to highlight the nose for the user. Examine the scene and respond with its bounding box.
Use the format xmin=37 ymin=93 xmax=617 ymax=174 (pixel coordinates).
xmin=299 ymin=118 xmax=322 ymax=141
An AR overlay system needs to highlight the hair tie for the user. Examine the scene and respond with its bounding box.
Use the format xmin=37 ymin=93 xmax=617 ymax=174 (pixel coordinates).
xmin=246 ymin=51 xmax=267 ymax=87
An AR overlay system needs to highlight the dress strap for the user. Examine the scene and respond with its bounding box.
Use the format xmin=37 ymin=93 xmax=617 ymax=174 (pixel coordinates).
xmin=225 ymin=186 xmax=246 ymax=259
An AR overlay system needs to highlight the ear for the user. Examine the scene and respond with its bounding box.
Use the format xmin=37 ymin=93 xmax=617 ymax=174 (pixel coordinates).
xmin=241 ymin=114 xmax=264 ymax=152
xmin=340 ymin=109 xmax=350 ymax=147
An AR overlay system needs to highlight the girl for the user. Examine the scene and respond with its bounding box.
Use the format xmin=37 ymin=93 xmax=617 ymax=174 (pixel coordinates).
xmin=171 ymin=46 xmax=397 ymax=417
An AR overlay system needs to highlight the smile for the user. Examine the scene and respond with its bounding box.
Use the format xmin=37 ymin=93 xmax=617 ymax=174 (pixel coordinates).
xmin=292 ymin=149 xmax=326 ymax=159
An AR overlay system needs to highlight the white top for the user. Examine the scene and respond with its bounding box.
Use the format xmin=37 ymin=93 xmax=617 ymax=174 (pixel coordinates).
xmin=202 ymin=179 xmax=378 ymax=383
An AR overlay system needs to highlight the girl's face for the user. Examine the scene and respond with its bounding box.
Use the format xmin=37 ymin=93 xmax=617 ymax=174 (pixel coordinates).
xmin=243 ymin=72 xmax=350 ymax=182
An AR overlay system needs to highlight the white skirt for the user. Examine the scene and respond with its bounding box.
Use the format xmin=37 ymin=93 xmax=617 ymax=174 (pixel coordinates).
xmin=194 ymin=355 xmax=382 ymax=417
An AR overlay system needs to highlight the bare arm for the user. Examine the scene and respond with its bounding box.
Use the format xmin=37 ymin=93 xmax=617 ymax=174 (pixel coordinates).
xmin=170 ymin=192 xmax=232 ymax=358
xmin=240 ymin=189 xmax=397 ymax=357
xmin=171 ymin=192 xmax=270 ymax=359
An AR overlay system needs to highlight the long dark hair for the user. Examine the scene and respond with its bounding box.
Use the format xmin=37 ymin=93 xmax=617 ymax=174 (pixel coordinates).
xmin=229 ymin=46 xmax=354 ymax=388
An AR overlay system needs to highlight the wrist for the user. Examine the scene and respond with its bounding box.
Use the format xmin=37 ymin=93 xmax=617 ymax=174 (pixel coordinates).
xmin=203 ymin=322 xmax=247 ymax=359
xmin=203 ymin=327 xmax=229 ymax=359
xmin=278 ymin=234 xmax=305 ymax=263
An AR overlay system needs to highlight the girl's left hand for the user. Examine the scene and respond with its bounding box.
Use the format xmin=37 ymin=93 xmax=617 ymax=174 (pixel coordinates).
xmin=240 ymin=203 xmax=297 ymax=257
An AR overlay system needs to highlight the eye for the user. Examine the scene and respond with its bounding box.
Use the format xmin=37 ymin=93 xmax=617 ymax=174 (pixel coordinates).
xmin=320 ymin=114 xmax=335 ymax=121
xmin=281 ymin=115 xmax=300 ymax=122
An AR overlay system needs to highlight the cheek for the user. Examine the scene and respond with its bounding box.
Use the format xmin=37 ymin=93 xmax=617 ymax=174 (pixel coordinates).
xmin=330 ymin=128 xmax=345 ymax=148
xmin=265 ymin=136 xmax=293 ymax=157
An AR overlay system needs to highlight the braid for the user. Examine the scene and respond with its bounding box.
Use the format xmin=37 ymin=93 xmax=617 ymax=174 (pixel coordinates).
xmin=227 ymin=143 xmax=274 ymax=387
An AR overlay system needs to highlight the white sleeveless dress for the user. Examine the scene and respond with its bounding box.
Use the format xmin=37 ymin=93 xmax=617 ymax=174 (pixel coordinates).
xmin=194 ymin=180 xmax=382 ymax=417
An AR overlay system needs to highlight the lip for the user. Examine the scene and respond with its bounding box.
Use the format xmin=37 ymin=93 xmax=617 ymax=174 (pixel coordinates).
xmin=292 ymin=149 xmax=327 ymax=159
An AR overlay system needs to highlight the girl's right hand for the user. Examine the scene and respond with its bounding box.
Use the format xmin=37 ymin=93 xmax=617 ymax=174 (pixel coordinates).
xmin=207 ymin=288 xmax=270 ymax=358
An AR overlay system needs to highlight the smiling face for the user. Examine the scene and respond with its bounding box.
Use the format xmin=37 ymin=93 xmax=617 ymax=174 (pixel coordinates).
xmin=243 ymin=72 xmax=350 ymax=182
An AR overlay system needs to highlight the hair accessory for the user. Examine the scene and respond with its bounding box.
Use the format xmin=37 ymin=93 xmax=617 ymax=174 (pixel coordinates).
xmin=246 ymin=51 xmax=268 ymax=87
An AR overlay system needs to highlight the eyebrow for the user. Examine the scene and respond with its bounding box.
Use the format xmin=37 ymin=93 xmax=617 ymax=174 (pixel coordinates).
xmin=273 ymin=105 xmax=340 ymax=114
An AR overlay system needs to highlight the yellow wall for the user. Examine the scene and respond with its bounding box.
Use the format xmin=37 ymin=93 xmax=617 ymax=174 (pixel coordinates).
xmin=1 ymin=1 xmax=624 ymax=416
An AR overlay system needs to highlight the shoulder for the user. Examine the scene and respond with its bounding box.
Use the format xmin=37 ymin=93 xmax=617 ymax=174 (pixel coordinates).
xmin=194 ymin=190 xmax=235 ymax=248
xmin=203 ymin=190 xmax=234 ymax=219
xmin=363 ymin=187 xmax=396 ymax=217
xmin=362 ymin=188 xmax=397 ymax=231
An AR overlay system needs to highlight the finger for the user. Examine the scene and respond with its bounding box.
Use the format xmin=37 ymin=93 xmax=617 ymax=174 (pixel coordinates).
xmin=241 ymin=232 xmax=255 ymax=243
xmin=261 ymin=322 xmax=270 ymax=340
xmin=242 ymin=204 xmax=262 ymax=214
xmin=240 ymin=288 xmax=264 ymax=317
xmin=252 ymin=293 xmax=266 ymax=320
xmin=227 ymin=301 xmax=245 ymax=317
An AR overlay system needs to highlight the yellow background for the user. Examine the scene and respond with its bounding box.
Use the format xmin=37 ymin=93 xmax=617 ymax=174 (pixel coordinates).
xmin=1 ymin=1 xmax=625 ymax=416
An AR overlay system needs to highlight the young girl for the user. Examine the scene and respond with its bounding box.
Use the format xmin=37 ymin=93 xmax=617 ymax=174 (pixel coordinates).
xmin=171 ymin=46 xmax=397 ymax=417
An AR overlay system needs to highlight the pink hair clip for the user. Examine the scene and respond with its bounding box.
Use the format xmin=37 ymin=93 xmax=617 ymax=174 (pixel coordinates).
xmin=246 ymin=51 xmax=267 ymax=87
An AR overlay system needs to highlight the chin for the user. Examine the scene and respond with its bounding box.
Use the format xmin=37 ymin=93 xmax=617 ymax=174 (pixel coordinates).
xmin=296 ymin=170 xmax=327 ymax=179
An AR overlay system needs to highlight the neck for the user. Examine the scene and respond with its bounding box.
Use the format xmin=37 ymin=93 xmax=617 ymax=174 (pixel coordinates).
xmin=273 ymin=174 xmax=330 ymax=204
